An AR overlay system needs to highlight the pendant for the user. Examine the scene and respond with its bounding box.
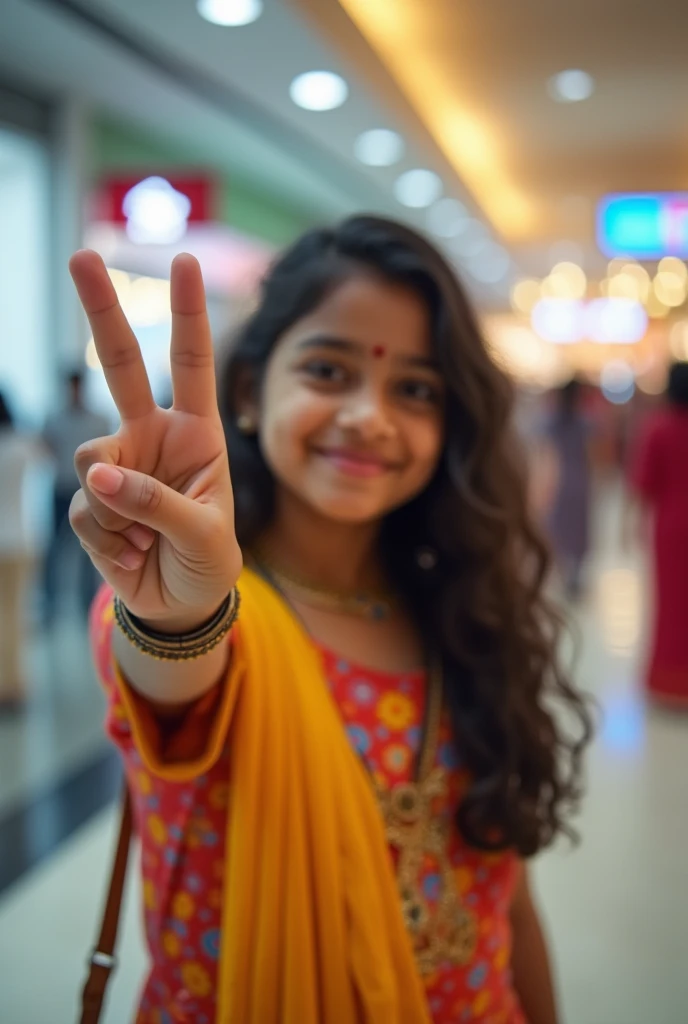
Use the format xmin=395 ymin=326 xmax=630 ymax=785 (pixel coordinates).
xmin=376 ymin=767 xmax=477 ymax=975
xmin=350 ymin=594 xmax=392 ymax=620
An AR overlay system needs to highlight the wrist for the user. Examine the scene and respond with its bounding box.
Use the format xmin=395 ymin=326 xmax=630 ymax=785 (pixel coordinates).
xmin=113 ymin=590 xmax=239 ymax=663
xmin=137 ymin=599 xmax=231 ymax=637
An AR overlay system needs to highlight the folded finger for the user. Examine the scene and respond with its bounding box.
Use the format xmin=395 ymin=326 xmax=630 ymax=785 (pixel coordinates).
xmin=86 ymin=462 xmax=204 ymax=549
xmin=74 ymin=437 xmax=152 ymax=550
xmin=69 ymin=491 xmax=150 ymax=571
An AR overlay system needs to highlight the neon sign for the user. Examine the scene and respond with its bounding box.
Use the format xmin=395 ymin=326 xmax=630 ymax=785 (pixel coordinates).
xmin=597 ymin=193 xmax=688 ymax=259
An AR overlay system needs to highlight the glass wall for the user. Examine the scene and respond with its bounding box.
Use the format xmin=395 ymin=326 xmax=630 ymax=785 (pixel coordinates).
xmin=0 ymin=124 xmax=52 ymax=426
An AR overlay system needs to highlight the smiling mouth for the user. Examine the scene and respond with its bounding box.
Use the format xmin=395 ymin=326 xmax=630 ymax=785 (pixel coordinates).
xmin=313 ymin=448 xmax=398 ymax=478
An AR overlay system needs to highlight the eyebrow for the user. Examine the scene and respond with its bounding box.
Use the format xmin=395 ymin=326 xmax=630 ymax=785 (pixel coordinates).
xmin=296 ymin=335 xmax=439 ymax=370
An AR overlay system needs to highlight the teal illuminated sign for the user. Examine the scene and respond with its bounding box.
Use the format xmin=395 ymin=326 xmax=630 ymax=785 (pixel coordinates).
xmin=597 ymin=194 xmax=688 ymax=259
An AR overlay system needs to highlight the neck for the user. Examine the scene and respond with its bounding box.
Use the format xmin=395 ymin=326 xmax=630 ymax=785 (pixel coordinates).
xmin=257 ymin=490 xmax=386 ymax=594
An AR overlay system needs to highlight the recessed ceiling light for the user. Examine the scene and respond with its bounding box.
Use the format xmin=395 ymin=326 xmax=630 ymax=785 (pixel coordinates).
xmin=290 ymin=71 xmax=348 ymax=111
xmin=426 ymin=198 xmax=469 ymax=238
xmin=548 ymin=69 xmax=595 ymax=103
xmin=196 ymin=0 xmax=263 ymax=27
xmin=394 ymin=169 xmax=442 ymax=209
xmin=354 ymin=129 xmax=404 ymax=167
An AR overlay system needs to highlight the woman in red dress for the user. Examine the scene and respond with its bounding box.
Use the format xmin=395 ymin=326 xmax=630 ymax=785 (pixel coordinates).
xmin=631 ymin=362 xmax=688 ymax=706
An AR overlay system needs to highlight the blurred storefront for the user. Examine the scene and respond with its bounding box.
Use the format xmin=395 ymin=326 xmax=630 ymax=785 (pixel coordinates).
xmin=0 ymin=83 xmax=53 ymax=425
xmin=0 ymin=94 xmax=317 ymax=424
xmin=83 ymin=116 xmax=324 ymax=418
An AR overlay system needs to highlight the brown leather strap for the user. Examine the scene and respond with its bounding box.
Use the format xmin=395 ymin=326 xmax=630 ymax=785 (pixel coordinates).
xmin=79 ymin=785 xmax=133 ymax=1024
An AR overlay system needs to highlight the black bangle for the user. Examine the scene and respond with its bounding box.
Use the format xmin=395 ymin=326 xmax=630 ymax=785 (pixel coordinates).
xmin=125 ymin=596 xmax=232 ymax=644
xmin=113 ymin=589 xmax=240 ymax=661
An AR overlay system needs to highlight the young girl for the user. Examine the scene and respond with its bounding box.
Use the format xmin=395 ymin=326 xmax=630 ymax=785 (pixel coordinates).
xmin=69 ymin=216 xmax=590 ymax=1024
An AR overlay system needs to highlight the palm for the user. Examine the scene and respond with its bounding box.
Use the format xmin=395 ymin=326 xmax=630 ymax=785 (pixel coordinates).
xmin=116 ymin=408 xmax=231 ymax=608
xmin=69 ymin=250 xmax=240 ymax=621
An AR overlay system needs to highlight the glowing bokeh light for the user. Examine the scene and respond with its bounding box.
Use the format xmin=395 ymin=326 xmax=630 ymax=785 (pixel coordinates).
xmin=531 ymin=298 xmax=584 ymax=344
xmin=653 ymin=271 xmax=687 ymax=308
xmin=670 ymin=321 xmax=688 ymax=360
xmin=548 ymin=69 xmax=595 ymax=103
xmin=511 ymin=279 xmax=541 ymax=315
xmin=393 ymin=169 xmax=443 ymax=208
xmin=354 ymin=129 xmax=404 ymax=166
xmin=585 ymin=298 xmax=648 ymax=344
xmin=658 ymin=256 xmax=687 ymax=283
xmin=600 ymin=360 xmax=635 ymax=404
xmin=196 ymin=0 xmax=262 ymax=26
xmin=290 ymin=71 xmax=348 ymax=111
xmin=606 ymin=272 xmax=641 ymax=301
xmin=122 ymin=177 xmax=191 ymax=245
xmin=542 ymin=262 xmax=587 ymax=300
xmin=645 ymin=290 xmax=670 ymax=318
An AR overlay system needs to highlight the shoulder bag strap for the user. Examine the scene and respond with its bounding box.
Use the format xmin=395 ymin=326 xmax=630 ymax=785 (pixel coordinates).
xmin=79 ymin=784 xmax=133 ymax=1024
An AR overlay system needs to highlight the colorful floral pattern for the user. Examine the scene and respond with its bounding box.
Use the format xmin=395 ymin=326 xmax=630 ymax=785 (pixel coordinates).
xmin=91 ymin=587 xmax=524 ymax=1023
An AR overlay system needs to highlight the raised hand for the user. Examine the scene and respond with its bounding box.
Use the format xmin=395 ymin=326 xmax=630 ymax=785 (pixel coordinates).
xmin=68 ymin=251 xmax=242 ymax=631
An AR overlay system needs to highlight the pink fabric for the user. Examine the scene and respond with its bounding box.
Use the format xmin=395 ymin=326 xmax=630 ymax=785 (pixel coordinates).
xmin=632 ymin=408 xmax=688 ymax=703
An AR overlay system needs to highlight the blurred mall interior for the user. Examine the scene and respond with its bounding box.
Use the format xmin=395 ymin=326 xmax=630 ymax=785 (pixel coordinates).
xmin=1 ymin=1 xmax=687 ymax=1022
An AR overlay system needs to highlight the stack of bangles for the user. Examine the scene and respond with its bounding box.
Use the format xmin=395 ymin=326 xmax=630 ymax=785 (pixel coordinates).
xmin=113 ymin=588 xmax=240 ymax=661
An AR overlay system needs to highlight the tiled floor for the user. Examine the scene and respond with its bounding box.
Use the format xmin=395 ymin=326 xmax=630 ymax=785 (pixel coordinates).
xmin=1 ymin=485 xmax=687 ymax=1023
xmin=0 ymin=615 xmax=106 ymax=816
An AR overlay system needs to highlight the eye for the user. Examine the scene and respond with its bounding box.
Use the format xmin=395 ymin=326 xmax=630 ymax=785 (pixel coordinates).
xmin=301 ymin=359 xmax=350 ymax=385
xmin=397 ymin=379 xmax=442 ymax=404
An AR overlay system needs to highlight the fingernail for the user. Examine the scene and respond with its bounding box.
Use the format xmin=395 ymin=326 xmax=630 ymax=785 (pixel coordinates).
xmin=119 ymin=550 xmax=144 ymax=571
xmin=89 ymin=464 xmax=124 ymax=495
xmin=127 ymin=525 xmax=156 ymax=551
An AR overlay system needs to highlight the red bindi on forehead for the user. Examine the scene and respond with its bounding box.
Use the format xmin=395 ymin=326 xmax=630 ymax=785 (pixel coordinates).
xmin=372 ymin=345 xmax=386 ymax=359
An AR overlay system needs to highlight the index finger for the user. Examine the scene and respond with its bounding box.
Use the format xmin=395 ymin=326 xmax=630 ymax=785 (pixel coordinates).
xmin=69 ymin=250 xmax=156 ymax=421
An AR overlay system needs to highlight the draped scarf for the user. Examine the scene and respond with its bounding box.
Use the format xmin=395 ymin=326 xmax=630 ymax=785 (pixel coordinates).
xmin=121 ymin=568 xmax=431 ymax=1023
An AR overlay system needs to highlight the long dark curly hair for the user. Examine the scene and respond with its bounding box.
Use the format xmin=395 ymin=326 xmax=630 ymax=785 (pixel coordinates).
xmin=218 ymin=215 xmax=592 ymax=857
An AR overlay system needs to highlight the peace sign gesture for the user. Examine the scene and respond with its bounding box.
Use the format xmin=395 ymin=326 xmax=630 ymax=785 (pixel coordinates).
xmin=68 ymin=251 xmax=242 ymax=631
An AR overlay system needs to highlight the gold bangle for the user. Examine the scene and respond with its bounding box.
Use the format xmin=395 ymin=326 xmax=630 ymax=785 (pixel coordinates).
xmin=113 ymin=588 xmax=240 ymax=661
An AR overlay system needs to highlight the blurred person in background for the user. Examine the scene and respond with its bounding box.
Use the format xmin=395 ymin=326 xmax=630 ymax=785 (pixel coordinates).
xmin=0 ymin=389 xmax=46 ymax=711
xmin=540 ymin=378 xmax=593 ymax=600
xmin=628 ymin=361 xmax=688 ymax=708
xmin=70 ymin=218 xmax=592 ymax=1024
xmin=41 ymin=370 xmax=110 ymax=624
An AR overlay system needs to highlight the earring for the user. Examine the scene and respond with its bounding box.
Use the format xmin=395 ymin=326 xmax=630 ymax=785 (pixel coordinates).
xmin=237 ymin=414 xmax=256 ymax=435
xmin=416 ymin=546 xmax=438 ymax=570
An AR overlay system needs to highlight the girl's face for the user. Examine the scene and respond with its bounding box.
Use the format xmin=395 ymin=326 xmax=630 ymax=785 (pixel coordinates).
xmin=253 ymin=274 xmax=445 ymax=525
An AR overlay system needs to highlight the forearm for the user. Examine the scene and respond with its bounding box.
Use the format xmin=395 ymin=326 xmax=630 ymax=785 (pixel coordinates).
xmin=112 ymin=613 xmax=232 ymax=707
xmin=510 ymin=869 xmax=560 ymax=1024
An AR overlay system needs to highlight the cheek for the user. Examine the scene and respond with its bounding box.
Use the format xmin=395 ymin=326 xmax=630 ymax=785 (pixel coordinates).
xmin=260 ymin=386 xmax=332 ymax=468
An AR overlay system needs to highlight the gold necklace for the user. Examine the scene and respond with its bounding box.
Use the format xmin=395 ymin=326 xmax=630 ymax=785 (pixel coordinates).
xmin=250 ymin=550 xmax=397 ymax=621
xmin=372 ymin=660 xmax=477 ymax=975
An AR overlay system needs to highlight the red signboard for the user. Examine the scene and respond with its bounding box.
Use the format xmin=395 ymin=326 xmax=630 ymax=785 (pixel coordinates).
xmin=94 ymin=174 xmax=217 ymax=224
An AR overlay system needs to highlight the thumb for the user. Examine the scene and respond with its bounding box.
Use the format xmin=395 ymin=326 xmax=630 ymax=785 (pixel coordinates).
xmin=87 ymin=463 xmax=201 ymax=546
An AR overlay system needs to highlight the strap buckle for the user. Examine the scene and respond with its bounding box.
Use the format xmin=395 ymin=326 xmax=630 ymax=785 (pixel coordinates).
xmin=89 ymin=950 xmax=117 ymax=971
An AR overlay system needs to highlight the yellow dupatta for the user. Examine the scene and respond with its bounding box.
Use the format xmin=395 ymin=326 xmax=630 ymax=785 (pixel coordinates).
xmin=118 ymin=568 xmax=432 ymax=1024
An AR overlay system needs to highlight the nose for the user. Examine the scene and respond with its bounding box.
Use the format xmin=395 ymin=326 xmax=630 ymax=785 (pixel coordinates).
xmin=336 ymin=388 xmax=396 ymax=441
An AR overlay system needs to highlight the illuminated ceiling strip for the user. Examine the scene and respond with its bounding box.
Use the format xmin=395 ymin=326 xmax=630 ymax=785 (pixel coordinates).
xmin=339 ymin=0 xmax=534 ymax=238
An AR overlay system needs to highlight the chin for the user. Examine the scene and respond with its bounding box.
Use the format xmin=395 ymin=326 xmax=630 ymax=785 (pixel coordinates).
xmin=302 ymin=486 xmax=395 ymax=525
